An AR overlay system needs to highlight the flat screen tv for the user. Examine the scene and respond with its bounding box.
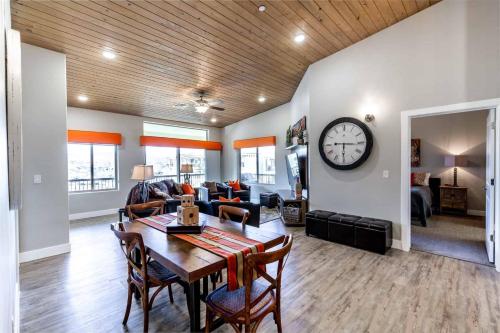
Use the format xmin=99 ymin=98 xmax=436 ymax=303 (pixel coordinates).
xmin=286 ymin=152 xmax=304 ymax=189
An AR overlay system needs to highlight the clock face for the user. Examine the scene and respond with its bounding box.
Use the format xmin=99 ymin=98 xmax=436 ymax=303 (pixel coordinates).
xmin=319 ymin=117 xmax=373 ymax=170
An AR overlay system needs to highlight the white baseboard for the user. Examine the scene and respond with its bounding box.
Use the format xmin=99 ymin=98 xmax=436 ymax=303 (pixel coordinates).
xmin=467 ymin=210 xmax=485 ymax=217
xmin=19 ymin=243 xmax=71 ymax=263
xmin=391 ymin=239 xmax=403 ymax=251
xmin=69 ymin=208 xmax=118 ymax=221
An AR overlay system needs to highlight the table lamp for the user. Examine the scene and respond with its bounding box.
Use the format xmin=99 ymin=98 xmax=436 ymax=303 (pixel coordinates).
xmin=444 ymin=155 xmax=467 ymax=187
xmin=180 ymin=164 xmax=194 ymax=184
xmin=131 ymin=165 xmax=154 ymax=202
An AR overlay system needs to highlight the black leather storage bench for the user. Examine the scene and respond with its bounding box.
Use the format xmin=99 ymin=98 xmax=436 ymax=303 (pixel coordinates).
xmin=327 ymin=214 xmax=361 ymax=247
xmin=355 ymin=218 xmax=393 ymax=254
xmin=305 ymin=210 xmax=393 ymax=255
xmin=260 ymin=192 xmax=279 ymax=208
xmin=305 ymin=210 xmax=336 ymax=240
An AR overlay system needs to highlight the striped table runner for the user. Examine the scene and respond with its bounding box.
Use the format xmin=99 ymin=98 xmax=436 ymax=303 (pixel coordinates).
xmin=136 ymin=214 xmax=176 ymax=232
xmin=174 ymin=226 xmax=265 ymax=290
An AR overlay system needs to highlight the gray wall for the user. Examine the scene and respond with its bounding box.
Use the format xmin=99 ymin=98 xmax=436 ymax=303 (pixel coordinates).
xmin=67 ymin=107 xmax=222 ymax=215
xmin=412 ymin=110 xmax=488 ymax=212
xmin=307 ymin=0 xmax=499 ymax=240
xmin=222 ymin=103 xmax=292 ymax=200
xmin=222 ymin=0 xmax=500 ymax=240
xmin=0 ymin=1 xmax=19 ymax=330
xmin=20 ymin=43 xmax=70 ymax=253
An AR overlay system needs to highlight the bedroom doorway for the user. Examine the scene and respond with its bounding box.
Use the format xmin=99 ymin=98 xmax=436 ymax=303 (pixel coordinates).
xmin=409 ymin=110 xmax=490 ymax=265
xmin=401 ymin=99 xmax=500 ymax=271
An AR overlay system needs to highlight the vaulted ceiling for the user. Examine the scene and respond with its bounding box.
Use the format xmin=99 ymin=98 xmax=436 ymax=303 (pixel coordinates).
xmin=12 ymin=0 xmax=439 ymax=127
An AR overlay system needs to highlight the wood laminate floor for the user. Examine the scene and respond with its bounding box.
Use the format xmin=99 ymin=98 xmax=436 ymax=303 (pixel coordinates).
xmin=20 ymin=215 xmax=500 ymax=333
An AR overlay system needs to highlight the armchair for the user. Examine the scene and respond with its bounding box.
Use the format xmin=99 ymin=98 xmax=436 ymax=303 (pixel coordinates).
xmin=226 ymin=182 xmax=251 ymax=202
xmin=199 ymin=182 xmax=231 ymax=201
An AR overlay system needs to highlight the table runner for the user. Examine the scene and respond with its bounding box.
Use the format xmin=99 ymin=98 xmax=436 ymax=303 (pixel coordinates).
xmin=174 ymin=226 xmax=265 ymax=290
xmin=136 ymin=214 xmax=176 ymax=232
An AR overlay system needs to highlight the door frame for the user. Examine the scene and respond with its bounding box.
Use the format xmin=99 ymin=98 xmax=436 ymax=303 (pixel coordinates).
xmin=400 ymin=98 xmax=500 ymax=272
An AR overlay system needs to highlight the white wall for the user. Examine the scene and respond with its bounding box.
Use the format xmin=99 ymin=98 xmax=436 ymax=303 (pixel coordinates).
xmin=412 ymin=110 xmax=488 ymax=212
xmin=308 ymin=0 xmax=499 ymax=240
xmin=67 ymin=107 xmax=223 ymax=216
xmin=222 ymin=0 xmax=500 ymax=240
xmin=0 ymin=0 xmax=19 ymax=330
xmin=19 ymin=44 xmax=70 ymax=256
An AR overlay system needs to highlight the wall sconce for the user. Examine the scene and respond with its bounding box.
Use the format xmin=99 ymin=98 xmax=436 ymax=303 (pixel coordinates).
xmin=365 ymin=114 xmax=375 ymax=122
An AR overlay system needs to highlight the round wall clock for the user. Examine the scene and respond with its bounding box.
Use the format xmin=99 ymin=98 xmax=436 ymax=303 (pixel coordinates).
xmin=318 ymin=117 xmax=373 ymax=170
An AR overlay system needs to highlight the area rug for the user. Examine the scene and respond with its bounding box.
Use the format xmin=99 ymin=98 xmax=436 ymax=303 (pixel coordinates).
xmin=260 ymin=206 xmax=282 ymax=224
xmin=411 ymin=215 xmax=491 ymax=266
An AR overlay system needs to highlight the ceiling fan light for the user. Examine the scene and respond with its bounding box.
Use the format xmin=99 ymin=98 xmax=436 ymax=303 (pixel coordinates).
xmin=195 ymin=105 xmax=209 ymax=113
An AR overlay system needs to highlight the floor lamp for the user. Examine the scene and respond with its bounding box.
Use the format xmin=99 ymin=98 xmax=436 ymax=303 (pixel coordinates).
xmin=131 ymin=165 xmax=154 ymax=202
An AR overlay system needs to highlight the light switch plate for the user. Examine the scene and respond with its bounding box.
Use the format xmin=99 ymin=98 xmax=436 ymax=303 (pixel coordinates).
xmin=33 ymin=174 xmax=42 ymax=184
xmin=383 ymin=170 xmax=389 ymax=178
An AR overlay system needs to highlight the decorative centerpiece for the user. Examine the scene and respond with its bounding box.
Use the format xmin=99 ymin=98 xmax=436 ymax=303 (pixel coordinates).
xmin=177 ymin=194 xmax=199 ymax=226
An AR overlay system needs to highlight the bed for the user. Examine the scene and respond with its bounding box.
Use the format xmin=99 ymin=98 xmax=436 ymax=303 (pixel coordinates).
xmin=411 ymin=177 xmax=441 ymax=227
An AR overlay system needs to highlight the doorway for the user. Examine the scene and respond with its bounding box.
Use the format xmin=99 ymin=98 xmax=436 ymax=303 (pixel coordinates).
xmin=401 ymin=99 xmax=500 ymax=271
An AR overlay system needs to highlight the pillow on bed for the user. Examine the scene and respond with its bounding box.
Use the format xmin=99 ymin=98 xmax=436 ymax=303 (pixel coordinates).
xmin=413 ymin=172 xmax=430 ymax=186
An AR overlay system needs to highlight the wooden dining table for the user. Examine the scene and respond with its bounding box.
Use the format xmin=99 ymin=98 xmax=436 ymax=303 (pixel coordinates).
xmin=122 ymin=212 xmax=285 ymax=332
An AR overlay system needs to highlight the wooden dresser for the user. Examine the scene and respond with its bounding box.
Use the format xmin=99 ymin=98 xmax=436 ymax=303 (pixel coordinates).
xmin=439 ymin=186 xmax=467 ymax=215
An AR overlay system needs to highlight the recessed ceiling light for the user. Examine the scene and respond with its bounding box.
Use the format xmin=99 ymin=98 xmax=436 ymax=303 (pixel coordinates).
xmin=210 ymin=117 xmax=217 ymax=123
xmin=294 ymin=34 xmax=305 ymax=43
xmin=258 ymin=96 xmax=266 ymax=103
xmin=77 ymin=95 xmax=88 ymax=102
xmin=258 ymin=5 xmax=266 ymax=12
xmin=102 ymin=50 xmax=116 ymax=59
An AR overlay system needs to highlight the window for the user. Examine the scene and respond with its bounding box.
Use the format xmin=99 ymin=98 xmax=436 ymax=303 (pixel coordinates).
xmin=180 ymin=148 xmax=206 ymax=187
xmin=240 ymin=146 xmax=275 ymax=184
xmin=143 ymin=122 xmax=207 ymax=140
xmin=144 ymin=123 xmax=207 ymax=186
xmin=68 ymin=143 xmax=117 ymax=192
xmin=145 ymin=146 xmax=178 ymax=182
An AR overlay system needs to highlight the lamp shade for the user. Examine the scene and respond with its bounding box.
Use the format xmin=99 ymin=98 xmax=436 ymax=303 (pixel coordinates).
xmin=180 ymin=164 xmax=193 ymax=173
xmin=444 ymin=155 xmax=467 ymax=167
xmin=131 ymin=165 xmax=154 ymax=181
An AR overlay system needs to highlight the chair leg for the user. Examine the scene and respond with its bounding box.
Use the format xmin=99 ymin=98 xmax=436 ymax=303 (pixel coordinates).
xmin=274 ymin=308 xmax=282 ymax=333
xmin=122 ymin=284 xmax=133 ymax=325
xmin=168 ymin=285 xmax=174 ymax=303
xmin=143 ymin=288 xmax=149 ymax=332
xmin=205 ymin=306 xmax=214 ymax=333
xmin=210 ymin=273 xmax=217 ymax=290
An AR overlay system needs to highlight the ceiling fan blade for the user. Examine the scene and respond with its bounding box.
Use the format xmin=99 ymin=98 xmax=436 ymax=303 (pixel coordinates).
xmin=209 ymin=106 xmax=225 ymax=111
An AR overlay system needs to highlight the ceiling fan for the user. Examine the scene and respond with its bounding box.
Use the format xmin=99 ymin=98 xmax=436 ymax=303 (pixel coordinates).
xmin=175 ymin=91 xmax=225 ymax=114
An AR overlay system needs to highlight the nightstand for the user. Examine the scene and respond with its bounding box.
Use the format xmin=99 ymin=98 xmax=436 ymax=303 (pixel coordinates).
xmin=440 ymin=186 xmax=468 ymax=215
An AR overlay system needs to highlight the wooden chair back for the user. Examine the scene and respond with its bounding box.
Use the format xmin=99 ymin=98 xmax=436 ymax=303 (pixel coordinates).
xmin=218 ymin=205 xmax=250 ymax=226
xmin=110 ymin=223 xmax=148 ymax=282
xmin=240 ymin=235 xmax=293 ymax=323
xmin=126 ymin=200 xmax=164 ymax=220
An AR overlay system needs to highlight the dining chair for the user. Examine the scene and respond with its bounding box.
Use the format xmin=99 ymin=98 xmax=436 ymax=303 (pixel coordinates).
xmin=111 ymin=222 xmax=180 ymax=332
xmin=205 ymin=234 xmax=293 ymax=333
xmin=126 ymin=200 xmax=165 ymax=220
xmin=210 ymin=206 xmax=251 ymax=290
xmin=218 ymin=205 xmax=250 ymax=227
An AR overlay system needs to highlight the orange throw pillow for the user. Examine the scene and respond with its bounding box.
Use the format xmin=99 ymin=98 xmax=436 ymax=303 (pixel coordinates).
xmin=181 ymin=183 xmax=196 ymax=195
xmin=228 ymin=180 xmax=241 ymax=191
xmin=219 ymin=196 xmax=241 ymax=202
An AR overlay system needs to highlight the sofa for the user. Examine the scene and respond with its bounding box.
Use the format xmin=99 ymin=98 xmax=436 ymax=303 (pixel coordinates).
xmin=155 ymin=200 xmax=260 ymax=227
xmin=198 ymin=182 xmax=231 ymax=201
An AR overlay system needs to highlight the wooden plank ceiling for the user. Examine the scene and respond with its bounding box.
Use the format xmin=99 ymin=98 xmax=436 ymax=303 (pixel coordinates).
xmin=12 ymin=0 xmax=439 ymax=127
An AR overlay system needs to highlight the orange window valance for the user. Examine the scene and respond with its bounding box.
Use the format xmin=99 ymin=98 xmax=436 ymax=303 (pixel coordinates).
xmin=233 ymin=136 xmax=276 ymax=149
xmin=140 ymin=136 xmax=222 ymax=151
xmin=68 ymin=130 xmax=122 ymax=145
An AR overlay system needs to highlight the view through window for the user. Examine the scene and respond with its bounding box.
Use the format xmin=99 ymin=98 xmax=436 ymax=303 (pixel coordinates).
xmin=144 ymin=123 xmax=208 ymax=187
xmin=240 ymin=146 xmax=275 ymax=184
xmin=68 ymin=143 xmax=117 ymax=192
